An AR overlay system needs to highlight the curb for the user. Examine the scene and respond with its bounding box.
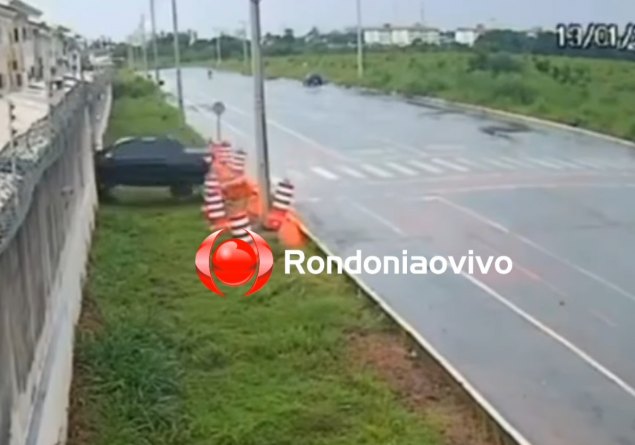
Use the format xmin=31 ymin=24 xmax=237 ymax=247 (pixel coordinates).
xmin=295 ymin=219 xmax=531 ymax=445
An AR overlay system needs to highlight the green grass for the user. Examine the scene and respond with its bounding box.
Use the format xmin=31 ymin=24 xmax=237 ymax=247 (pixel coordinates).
xmin=104 ymin=70 xmax=206 ymax=147
xmin=68 ymin=72 xmax=448 ymax=445
xmin=216 ymin=51 xmax=635 ymax=142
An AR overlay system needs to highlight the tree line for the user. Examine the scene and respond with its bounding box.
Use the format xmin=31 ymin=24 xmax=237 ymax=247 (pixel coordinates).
xmin=113 ymin=27 xmax=635 ymax=65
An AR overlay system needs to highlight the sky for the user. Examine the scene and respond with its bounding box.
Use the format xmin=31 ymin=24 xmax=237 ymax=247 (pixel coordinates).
xmin=32 ymin=0 xmax=632 ymax=41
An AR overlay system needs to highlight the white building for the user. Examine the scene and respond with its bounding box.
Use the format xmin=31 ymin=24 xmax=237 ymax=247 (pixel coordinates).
xmin=454 ymin=27 xmax=478 ymax=46
xmin=0 ymin=3 xmax=17 ymax=93
xmin=363 ymin=24 xmax=440 ymax=47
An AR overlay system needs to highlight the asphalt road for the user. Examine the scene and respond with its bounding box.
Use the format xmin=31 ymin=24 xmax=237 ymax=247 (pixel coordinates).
xmin=163 ymin=67 xmax=635 ymax=445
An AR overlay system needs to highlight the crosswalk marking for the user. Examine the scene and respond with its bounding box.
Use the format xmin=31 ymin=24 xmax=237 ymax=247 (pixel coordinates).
xmin=361 ymin=164 xmax=394 ymax=178
xmin=574 ymin=159 xmax=602 ymax=169
xmin=407 ymin=159 xmax=443 ymax=174
xmin=499 ymin=156 xmax=536 ymax=168
xmin=386 ymin=162 xmax=418 ymax=176
xmin=483 ymin=158 xmax=516 ymax=169
xmin=543 ymin=157 xmax=584 ymax=169
xmin=430 ymin=157 xmax=470 ymax=173
xmin=339 ymin=165 xmax=366 ymax=178
xmin=590 ymin=159 xmax=627 ymax=169
xmin=454 ymin=157 xmax=487 ymax=170
xmin=298 ymin=154 xmax=635 ymax=183
xmin=528 ymin=158 xmax=564 ymax=170
xmin=311 ymin=166 xmax=339 ymax=180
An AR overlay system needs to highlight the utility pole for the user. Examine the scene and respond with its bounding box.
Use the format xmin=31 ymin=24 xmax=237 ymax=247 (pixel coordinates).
xmin=171 ymin=0 xmax=184 ymax=116
xmin=249 ymin=0 xmax=271 ymax=218
xmin=149 ymin=0 xmax=160 ymax=82
xmin=215 ymin=28 xmax=223 ymax=65
xmin=241 ymin=21 xmax=249 ymax=71
xmin=140 ymin=14 xmax=149 ymax=76
xmin=356 ymin=0 xmax=364 ymax=78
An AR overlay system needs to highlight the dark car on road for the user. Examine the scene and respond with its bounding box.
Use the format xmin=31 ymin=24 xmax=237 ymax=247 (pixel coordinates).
xmin=303 ymin=73 xmax=325 ymax=87
xmin=95 ymin=136 xmax=210 ymax=198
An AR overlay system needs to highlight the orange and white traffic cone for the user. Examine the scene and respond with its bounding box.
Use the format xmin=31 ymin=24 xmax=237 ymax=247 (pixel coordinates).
xmin=230 ymin=149 xmax=247 ymax=175
xmin=204 ymin=170 xmax=221 ymax=193
xmin=203 ymin=189 xmax=229 ymax=230
xmin=264 ymin=179 xmax=294 ymax=231
xmin=278 ymin=210 xmax=306 ymax=248
xmin=246 ymin=179 xmax=262 ymax=220
xmin=229 ymin=211 xmax=254 ymax=245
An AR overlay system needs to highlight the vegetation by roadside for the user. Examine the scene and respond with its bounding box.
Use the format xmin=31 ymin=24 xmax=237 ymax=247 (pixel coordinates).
xmin=104 ymin=70 xmax=205 ymax=147
xmin=68 ymin=72 xmax=496 ymax=445
xmin=215 ymin=51 xmax=635 ymax=142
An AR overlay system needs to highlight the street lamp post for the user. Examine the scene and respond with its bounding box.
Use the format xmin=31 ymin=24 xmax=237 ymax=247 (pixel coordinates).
xmin=240 ymin=21 xmax=249 ymax=71
xmin=171 ymin=0 xmax=184 ymax=115
xmin=356 ymin=0 xmax=364 ymax=78
xmin=149 ymin=0 xmax=160 ymax=82
xmin=140 ymin=14 xmax=149 ymax=76
xmin=215 ymin=29 xmax=223 ymax=65
xmin=249 ymin=0 xmax=271 ymax=219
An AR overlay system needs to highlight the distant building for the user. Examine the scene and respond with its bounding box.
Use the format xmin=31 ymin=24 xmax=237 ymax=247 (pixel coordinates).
xmin=454 ymin=27 xmax=479 ymax=46
xmin=525 ymin=26 xmax=543 ymax=38
xmin=363 ymin=24 xmax=440 ymax=47
xmin=0 ymin=3 xmax=17 ymax=92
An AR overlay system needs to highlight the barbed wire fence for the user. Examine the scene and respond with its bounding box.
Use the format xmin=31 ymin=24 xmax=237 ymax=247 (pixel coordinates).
xmin=0 ymin=68 xmax=112 ymax=444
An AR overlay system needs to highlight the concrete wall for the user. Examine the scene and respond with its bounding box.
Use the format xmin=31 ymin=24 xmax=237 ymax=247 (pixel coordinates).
xmin=0 ymin=74 xmax=111 ymax=445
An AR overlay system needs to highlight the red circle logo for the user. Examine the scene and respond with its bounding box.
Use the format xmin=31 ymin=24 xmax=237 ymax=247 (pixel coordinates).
xmin=195 ymin=229 xmax=274 ymax=296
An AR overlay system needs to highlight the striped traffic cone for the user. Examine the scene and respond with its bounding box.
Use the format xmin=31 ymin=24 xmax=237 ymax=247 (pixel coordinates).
xmin=229 ymin=211 xmax=254 ymax=245
xmin=230 ymin=149 xmax=247 ymax=175
xmin=204 ymin=170 xmax=221 ymax=192
xmin=203 ymin=190 xmax=229 ymax=230
xmin=212 ymin=143 xmax=232 ymax=165
xmin=264 ymin=179 xmax=295 ymax=231
xmin=278 ymin=209 xmax=306 ymax=248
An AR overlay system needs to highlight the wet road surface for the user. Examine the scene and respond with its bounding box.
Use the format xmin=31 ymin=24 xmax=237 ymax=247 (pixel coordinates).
xmin=163 ymin=68 xmax=635 ymax=445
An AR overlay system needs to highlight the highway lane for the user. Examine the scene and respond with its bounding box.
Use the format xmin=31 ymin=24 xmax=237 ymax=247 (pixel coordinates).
xmin=163 ymin=68 xmax=635 ymax=445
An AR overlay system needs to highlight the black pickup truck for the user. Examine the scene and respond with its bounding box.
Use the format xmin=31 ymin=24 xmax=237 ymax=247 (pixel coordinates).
xmin=95 ymin=136 xmax=210 ymax=198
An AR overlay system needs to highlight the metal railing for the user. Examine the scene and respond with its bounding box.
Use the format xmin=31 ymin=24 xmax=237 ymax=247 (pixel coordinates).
xmin=0 ymin=70 xmax=112 ymax=255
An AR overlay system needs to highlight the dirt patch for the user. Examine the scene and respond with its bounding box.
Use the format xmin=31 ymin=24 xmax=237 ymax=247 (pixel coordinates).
xmin=348 ymin=331 xmax=496 ymax=445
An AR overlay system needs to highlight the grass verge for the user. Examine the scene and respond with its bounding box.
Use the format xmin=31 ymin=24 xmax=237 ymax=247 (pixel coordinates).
xmin=68 ymin=72 xmax=497 ymax=445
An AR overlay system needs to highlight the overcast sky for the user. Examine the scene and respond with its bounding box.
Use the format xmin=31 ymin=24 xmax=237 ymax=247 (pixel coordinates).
xmin=33 ymin=0 xmax=631 ymax=41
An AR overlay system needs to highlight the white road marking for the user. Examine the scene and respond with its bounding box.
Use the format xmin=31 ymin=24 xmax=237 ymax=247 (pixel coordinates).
xmin=220 ymin=101 xmax=350 ymax=161
xmin=407 ymin=159 xmax=443 ymax=174
xmin=349 ymin=200 xmax=405 ymax=236
xmin=499 ymin=156 xmax=537 ymax=169
xmin=484 ymin=158 xmax=517 ymax=170
xmin=544 ymin=157 xmax=584 ymax=169
xmin=430 ymin=157 xmax=470 ymax=173
xmin=338 ymin=165 xmax=367 ymax=178
xmin=460 ymin=271 xmax=635 ymax=399
xmin=454 ymin=157 xmax=487 ymax=170
xmin=573 ymin=159 xmax=603 ymax=169
xmin=296 ymin=225 xmax=533 ymax=445
xmin=529 ymin=158 xmax=565 ymax=170
xmin=361 ymin=164 xmax=394 ymax=178
xmin=589 ymin=310 xmax=618 ymax=328
xmin=434 ymin=196 xmax=635 ymax=307
xmin=311 ymin=166 xmax=339 ymax=180
xmin=386 ymin=162 xmax=419 ymax=176
xmin=407 ymin=182 xmax=635 ymax=196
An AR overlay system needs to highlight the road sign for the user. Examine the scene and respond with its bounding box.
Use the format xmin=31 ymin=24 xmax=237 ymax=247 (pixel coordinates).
xmin=212 ymin=101 xmax=225 ymax=116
